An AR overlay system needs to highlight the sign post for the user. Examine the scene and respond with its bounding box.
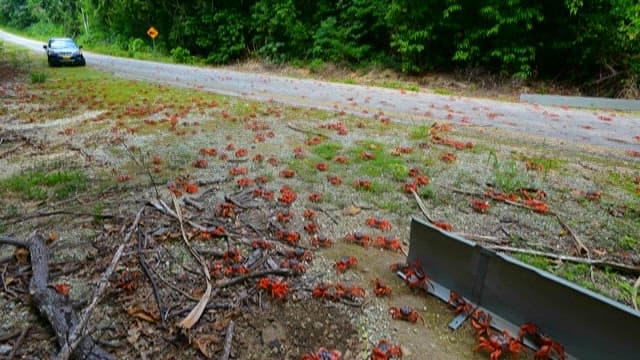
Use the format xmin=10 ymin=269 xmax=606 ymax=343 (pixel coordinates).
xmin=146 ymin=26 xmax=158 ymax=52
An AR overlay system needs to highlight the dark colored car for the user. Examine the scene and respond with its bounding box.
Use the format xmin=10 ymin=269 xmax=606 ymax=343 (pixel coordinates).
xmin=43 ymin=38 xmax=86 ymax=66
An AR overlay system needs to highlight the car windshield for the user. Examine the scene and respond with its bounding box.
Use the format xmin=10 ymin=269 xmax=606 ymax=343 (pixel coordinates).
xmin=50 ymin=39 xmax=77 ymax=49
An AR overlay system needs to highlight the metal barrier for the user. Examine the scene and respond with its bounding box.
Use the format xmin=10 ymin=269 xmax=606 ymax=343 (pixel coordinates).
xmin=408 ymin=217 xmax=640 ymax=360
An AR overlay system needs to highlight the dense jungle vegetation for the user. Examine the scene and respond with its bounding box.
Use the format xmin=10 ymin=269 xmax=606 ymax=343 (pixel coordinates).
xmin=1 ymin=0 xmax=638 ymax=96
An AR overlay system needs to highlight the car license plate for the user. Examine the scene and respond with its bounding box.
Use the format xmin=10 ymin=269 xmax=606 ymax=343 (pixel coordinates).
xmin=63 ymin=56 xmax=71 ymax=60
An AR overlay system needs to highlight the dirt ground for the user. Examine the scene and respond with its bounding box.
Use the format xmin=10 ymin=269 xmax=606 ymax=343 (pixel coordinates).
xmin=0 ymin=55 xmax=638 ymax=360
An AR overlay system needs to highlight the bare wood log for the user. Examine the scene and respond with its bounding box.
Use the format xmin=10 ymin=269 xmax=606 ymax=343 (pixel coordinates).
xmin=26 ymin=233 xmax=114 ymax=359
xmin=137 ymin=228 xmax=166 ymax=327
xmin=53 ymin=243 xmax=124 ymax=360
xmin=220 ymin=320 xmax=235 ymax=360
xmin=410 ymin=189 xmax=435 ymax=223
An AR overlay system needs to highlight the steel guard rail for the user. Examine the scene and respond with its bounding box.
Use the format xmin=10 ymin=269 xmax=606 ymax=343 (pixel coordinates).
xmin=408 ymin=217 xmax=640 ymax=360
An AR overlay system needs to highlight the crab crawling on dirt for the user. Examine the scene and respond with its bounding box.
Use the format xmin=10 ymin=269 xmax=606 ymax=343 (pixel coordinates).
xmin=470 ymin=309 xmax=493 ymax=337
xmin=311 ymin=234 xmax=333 ymax=248
xmin=447 ymin=291 xmax=473 ymax=315
xmin=389 ymin=305 xmax=425 ymax=324
xmin=390 ymin=260 xmax=432 ymax=290
xmin=373 ymin=278 xmax=392 ymax=297
xmin=371 ymin=339 xmax=403 ymax=360
xmin=301 ymin=348 xmax=342 ymax=360
xmin=344 ymin=231 xmax=370 ymax=248
xmin=474 ymin=330 xmax=524 ymax=360
xmin=257 ymin=276 xmax=288 ymax=301
xmin=366 ymin=216 xmax=393 ymax=231
xmin=519 ymin=322 xmax=566 ymax=360
xmin=375 ymin=235 xmax=403 ymax=252
xmin=335 ymin=256 xmax=358 ymax=274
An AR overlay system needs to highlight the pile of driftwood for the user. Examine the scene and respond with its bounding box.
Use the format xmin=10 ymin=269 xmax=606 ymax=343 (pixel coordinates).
xmin=0 ymin=184 xmax=329 ymax=359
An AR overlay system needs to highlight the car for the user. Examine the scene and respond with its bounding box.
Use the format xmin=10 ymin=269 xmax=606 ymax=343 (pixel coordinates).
xmin=43 ymin=37 xmax=86 ymax=67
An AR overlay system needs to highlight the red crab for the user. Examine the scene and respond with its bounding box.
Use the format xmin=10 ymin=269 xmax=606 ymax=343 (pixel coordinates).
xmin=199 ymin=148 xmax=218 ymax=156
xmin=184 ymin=183 xmax=198 ymax=194
xmin=519 ymin=322 xmax=566 ymax=360
xmin=301 ymin=348 xmax=342 ymax=360
xmin=390 ymin=306 xmax=424 ymax=324
xmin=306 ymin=136 xmax=323 ymax=146
xmin=308 ymin=192 xmax=323 ymax=203
xmin=375 ymin=235 xmax=403 ymax=252
xmin=408 ymin=167 xmax=420 ymax=177
xmin=414 ymin=175 xmax=430 ymax=186
xmin=525 ymin=161 xmax=543 ymax=171
xmin=524 ymin=199 xmax=549 ymax=214
xmin=257 ymin=276 xmax=288 ymax=301
xmin=433 ymin=221 xmax=453 ymax=232
xmin=117 ymin=174 xmax=131 ymax=182
xmin=303 ymin=208 xmax=316 ymax=220
xmin=254 ymin=175 xmax=268 ymax=184
xmin=440 ymin=152 xmax=457 ymax=163
xmin=312 ymin=282 xmax=333 ymax=299
xmin=276 ymin=230 xmax=300 ymax=246
xmin=192 ymin=159 xmax=208 ymax=168
xmin=224 ymin=264 xmax=250 ymax=277
xmin=335 ymin=256 xmax=358 ymax=274
xmin=277 ymin=210 xmax=294 ymax=224
xmin=360 ymin=151 xmax=376 ymax=160
xmin=278 ymin=187 xmax=297 ymax=205
xmin=223 ymin=248 xmax=242 ymax=264
xmin=280 ymin=259 xmax=307 ymax=274
xmin=344 ymin=231 xmax=371 ymax=248
xmin=315 ymin=162 xmax=328 ymax=171
xmin=267 ymin=157 xmax=279 ymax=166
xmin=474 ymin=330 xmax=524 ymax=360
xmin=371 ymin=339 xmax=403 ymax=360
xmin=229 ymin=166 xmax=247 ymax=176
xmin=216 ymin=202 xmax=235 ymax=218
xmin=117 ymin=271 xmax=140 ymax=292
xmin=236 ymin=177 xmax=254 ymax=188
xmin=401 ymin=181 xmax=417 ymax=194
xmin=251 ymin=239 xmax=272 ymax=250
xmin=391 ymin=260 xmax=432 ymax=290
xmin=252 ymin=154 xmax=264 ymax=162
xmin=354 ymin=179 xmax=372 ymax=190
xmin=287 ymin=247 xmax=312 ymax=261
xmin=293 ymin=147 xmax=307 ymax=159
xmin=235 ymin=148 xmax=249 ymax=157
xmin=311 ymin=234 xmax=333 ymax=248
xmin=366 ymin=216 xmax=393 ymax=231
xmin=279 ymin=169 xmax=295 ymax=178
xmin=585 ymin=191 xmax=601 ymax=201
xmin=339 ymin=283 xmax=366 ymax=300
xmin=327 ymin=175 xmax=342 ymax=186
xmin=447 ymin=291 xmax=473 ymax=315
xmin=304 ymin=222 xmax=320 ymax=234
xmin=471 ymin=198 xmax=490 ymax=213
xmin=333 ymin=155 xmax=348 ymax=164
xmin=470 ymin=309 xmax=493 ymax=337
xmin=373 ymin=278 xmax=392 ymax=297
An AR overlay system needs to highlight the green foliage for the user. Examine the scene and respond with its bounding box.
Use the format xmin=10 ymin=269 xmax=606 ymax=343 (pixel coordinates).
xmin=487 ymin=150 xmax=534 ymax=193
xmin=170 ymin=46 xmax=192 ymax=64
xmin=0 ymin=169 xmax=87 ymax=201
xmin=1 ymin=0 xmax=638 ymax=86
xmin=29 ymin=71 xmax=47 ymax=83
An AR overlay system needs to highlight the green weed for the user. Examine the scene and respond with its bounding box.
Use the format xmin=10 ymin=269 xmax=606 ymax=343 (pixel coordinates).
xmin=309 ymin=141 xmax=343 ymax=160
xmin=93 ymin=202 xmax=105 ymax=224
xmin=0 ymin=169 xmax=87 ymax=200
xmin=29 ymin=71 xmax=48 ymax=83
xmin=409 ymin=124 xmax=432 ymax=140
xmin=433 ymin=87 xmax=454 ymax=96
xmin=487 ymin=150 xmax=534 ymax=193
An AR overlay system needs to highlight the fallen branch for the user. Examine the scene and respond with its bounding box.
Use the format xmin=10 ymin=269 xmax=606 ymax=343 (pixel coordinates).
xmin=215 ymin=269 xmax=291 ymax=289
xmin=410 ymin=189 xmax=435 ymax=223
xmin=1 ymin=210 xmax=119 ymax=225
xmin=22 ymin=233 xmax=114 ymax=359
xmin=172 ymin=194 xmax=212 ymax=330
xmin=487 ymin=245 xmax=640 ymax=275
xmin=220 ymin=320 xmax=235 ymax=360
xmin=137 ymin=228 xmax=166 ymax=327
xmin=554 ymin=214 xmax=589 ymax=257
xmin=53 ymin=244 xmax=124 ymax=360
xmin=286 ymin=122 xmax=334 ymax=140
xmin=7 ymin=326 xmax=29 ymax=360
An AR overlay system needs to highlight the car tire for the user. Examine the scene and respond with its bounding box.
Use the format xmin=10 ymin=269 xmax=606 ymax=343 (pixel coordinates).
xmin=77 ymin=56 xmax=86 ymax=66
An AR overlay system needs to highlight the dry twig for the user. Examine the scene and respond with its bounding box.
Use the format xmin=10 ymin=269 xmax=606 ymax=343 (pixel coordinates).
xmin=220 ymin=320 xmax=235 ymax=360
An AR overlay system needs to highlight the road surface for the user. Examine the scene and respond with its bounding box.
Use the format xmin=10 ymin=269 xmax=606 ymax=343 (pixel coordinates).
xmin=2 ymin=30 xmax=639 ymax=152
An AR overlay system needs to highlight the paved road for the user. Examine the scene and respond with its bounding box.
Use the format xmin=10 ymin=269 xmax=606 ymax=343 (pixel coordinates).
xmin=2 ymin=30 xmax=639 ymax=152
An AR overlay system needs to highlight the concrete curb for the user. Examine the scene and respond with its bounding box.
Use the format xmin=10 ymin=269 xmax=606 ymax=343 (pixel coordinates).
xmin=520 ymin=94 xmax=640 ymax=111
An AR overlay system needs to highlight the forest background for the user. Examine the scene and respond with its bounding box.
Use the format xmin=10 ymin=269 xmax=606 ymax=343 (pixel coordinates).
xmin=1 ymin=0 xmax=639 ymax=96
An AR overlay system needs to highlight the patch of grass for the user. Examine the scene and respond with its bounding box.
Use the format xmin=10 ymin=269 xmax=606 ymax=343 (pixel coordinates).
xmin=29 ymin=71 xmax=48 ymax=83
xmin=376 ymin=80 xmax=420 ymax=92
xmin=409 ymin=124 xmax=432 ymax=140
xmin=0 ymin=169 xmax=87 ymax=201
xmin=309 ymin=141 xmax=343 ymax=160
xmin=618 ymin=235 xmax=637 ymax=251
xmin=93 ymin=202 xmax=105 ymax=225
xmin=487 ymin=150 xmax=535 ymax=193
xmin=348 ymin=141 xmax=408 ymax=181
xmin=433 ymin=87 xmax=454 ymax=96
xmin=513 ymin=254 xmax=552 ymax=272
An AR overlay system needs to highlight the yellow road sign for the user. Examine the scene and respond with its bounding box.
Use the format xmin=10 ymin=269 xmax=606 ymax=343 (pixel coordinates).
xmin=147 ymin=27 xmax=158 ymax=40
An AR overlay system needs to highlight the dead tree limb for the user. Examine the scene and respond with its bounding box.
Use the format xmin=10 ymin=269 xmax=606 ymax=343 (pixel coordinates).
xmin=24 ymin=233 xmax=114 ymax=359
xmin=53 ymin=243 xmax=124 ymax=360
xmin=220 ymin=320 xmax=235 ymax=360
xmin=137 ymin=228 xmax=166 ymax=327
